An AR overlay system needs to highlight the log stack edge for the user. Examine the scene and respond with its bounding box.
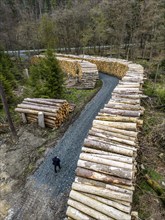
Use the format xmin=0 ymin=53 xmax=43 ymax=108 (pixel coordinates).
xmin=15 ymin=98 xmax=71 ymax=128
xmin=60 ymin=54 xmax=144 ymax=220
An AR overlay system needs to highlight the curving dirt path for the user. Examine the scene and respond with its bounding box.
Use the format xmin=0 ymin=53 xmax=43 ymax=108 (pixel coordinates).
xmin=7 ymin=73 xmax=119 ymax=220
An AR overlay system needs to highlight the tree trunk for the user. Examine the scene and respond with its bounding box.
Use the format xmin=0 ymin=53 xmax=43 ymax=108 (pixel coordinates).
xmin=67 ymin=199 xmax=110 ymax=220
xmin=66 ymin=206 xmax=95 ymax=220
xmin=96 ymin=114 xmax=143 ymax=127
xmin=69 ymin=190 xmax=131 ymax=220
xmin=93 ymin=119 xmax=137 ymax=131
xmin=79 ymin=153 xmax=133 ymax=170
xmin=0 ymin=83 xmax=17 ymax=139
xmin=92 ymin=122 xmax=138 ymax=137
xmin=77 ymin=159 xmax=133 ymax=180
xmin=71 ymin=182 xmax=132 ymax=202
xmin=75 ymin=177 xmax=133 ymax=195
xmin=145 ymin=174 xmax=165 ymax=205
xmin=76 ymin=167 xmax=132 ymax=186
xmin=90 ymin=127 xmax=136 ymax=141
xmin=84 ymin=138 xmax=134 ymax=156
xmin=82 ymin=147 xmax=134 ymax=164
xmin=100 ymin=108 xmax=142 ymax=117
xmin=88 ymin=129 xmax=136 ymax=146
xmin=82 ymin=192 xmax=131 ymax=214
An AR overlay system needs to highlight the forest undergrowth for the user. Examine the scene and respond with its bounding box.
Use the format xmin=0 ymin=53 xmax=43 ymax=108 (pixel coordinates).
xmin=132 ymin=59 xmax=165 ymax=220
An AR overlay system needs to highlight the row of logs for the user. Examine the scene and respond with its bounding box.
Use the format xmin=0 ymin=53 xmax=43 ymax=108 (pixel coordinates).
xmin=66 ymin=58 xmax=144 ymax=219
xmin=56 ymin=55 xmax=99 ymax=89
xmin=57 ymin=54 xmax=129 ymax=79
xmin=15 ymin=98 xmax=73 ymax=128
xmin=31 ymin=55 xmax=99 ymax=89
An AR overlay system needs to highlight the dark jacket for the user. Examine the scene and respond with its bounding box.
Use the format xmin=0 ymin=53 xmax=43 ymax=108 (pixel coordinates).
xmin=52 ymin=157 xmax=60 ymax=166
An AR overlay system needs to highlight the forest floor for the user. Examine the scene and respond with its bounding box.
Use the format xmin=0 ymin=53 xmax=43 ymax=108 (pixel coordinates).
xmin=0 ymin=73 xmax=118 ymax=220
xmin=133 ymin=98 xmax=165 ymax=220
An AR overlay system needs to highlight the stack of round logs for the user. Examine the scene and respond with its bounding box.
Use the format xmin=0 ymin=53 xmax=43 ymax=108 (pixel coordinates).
xmin=66 ymin=57 xmax=144 ymax=220
xmin=57 ymin=53 xmax=129 ymax=79
xmin=55 ymin=56 xmax=99 ymax=89
xmin=15 ymin=98 xmax=71 ymax=128
xmin=32 ymin=55 xmax=99 ymax=89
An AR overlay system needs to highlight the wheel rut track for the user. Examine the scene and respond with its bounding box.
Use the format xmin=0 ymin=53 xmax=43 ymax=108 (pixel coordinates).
xmin=10 ymin=73 xmax=119 ymax=220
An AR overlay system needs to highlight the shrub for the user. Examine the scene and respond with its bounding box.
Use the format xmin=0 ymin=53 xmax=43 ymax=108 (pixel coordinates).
xmin=0 ymin=52 xmax=20 ymax=107
xmin=155 ymin=87 xmax=165 ymax=105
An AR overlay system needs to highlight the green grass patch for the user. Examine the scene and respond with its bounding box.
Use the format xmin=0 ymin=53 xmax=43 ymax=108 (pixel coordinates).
xmin=63 ymin=80 xmax=102 ymax=106
xmin=37 ymin=146 xmax=46 ymax=155
xmin=147 ymin=169 xmax=163 ymax=181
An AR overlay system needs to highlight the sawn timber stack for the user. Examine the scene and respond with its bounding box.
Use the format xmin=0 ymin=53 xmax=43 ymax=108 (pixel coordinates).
xmin=63 ymin=55 xmax=144 ymax=220
xmin=15 ymin=98 xmax=72 ymax=128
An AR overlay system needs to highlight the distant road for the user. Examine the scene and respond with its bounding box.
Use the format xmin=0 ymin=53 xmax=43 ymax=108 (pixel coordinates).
xmin=4 ymin=45 xmax=118 ymax=58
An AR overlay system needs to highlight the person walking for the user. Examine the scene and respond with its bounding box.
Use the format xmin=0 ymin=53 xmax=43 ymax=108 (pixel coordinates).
xmin=52 ymin=156 xmax=61 ymax=173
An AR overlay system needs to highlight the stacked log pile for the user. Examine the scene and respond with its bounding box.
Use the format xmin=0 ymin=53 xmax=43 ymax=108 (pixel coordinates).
xmin=56 ymin=57 xmax=81 ymax=77
xmin=66 ymin=57 xmax=144 ymax=220
xmin=78 ymin=61 xmax=99 ymax=89
xmin=57 ymin=54 xmax=129 ymax=79
xmin=15 ymin=98 xmax=71 ymax=128
xmin=57 ymin=56 xmax=99 ymax=89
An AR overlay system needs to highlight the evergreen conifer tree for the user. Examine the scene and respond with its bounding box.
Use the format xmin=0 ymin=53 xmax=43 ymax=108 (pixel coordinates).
xmin=29 ymin=50 xmax=65 ymax=98
xmin=0 ymin=52 xmax=19 ymax=107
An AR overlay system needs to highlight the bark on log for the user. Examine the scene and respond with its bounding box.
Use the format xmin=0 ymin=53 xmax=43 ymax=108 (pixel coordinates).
xmin=89 ymin=129 xmax=136 ymax=146
xmin=112 ymin=93 xmax=141 ymax=99
xmin=69 ymin=190 xmax=131 ymax=220
xmin=79 ymin=153 xmax=133 ymax=170
xmin=17 ymin=104 xmax=59 ymax=113
xmin=83 ymin=193 xmax=131 ymax=214
xmin=66 ymin=206 xmax=95 ymax=220
xmin=84 ymin=138 xmax=134 ymax=156
xmin=76 ymin=167 xmax=132 ymax=186
xmin=72 ymin=182 xmax=132 ymax=202
xmin=75 ymin=177 xmax=133 ymax=195
xmin=44 ymin=118 xmax=56 ymax=124
xmin=22 ymin=101 xmax=62 ymax=109
xmin=87 ymin=136 xmax=137 ymax=152
xmin=15 ymin=108 xmax=56 ymax=117
xmin=117 ymin=84 xmax=140 ymax=88
xmin=90 ymin=127 xmax=136 ymax=141
xmin=93 ymin=123 xmax=138 ymax=137
xmin=24 ymin=98 xmax=64 ymax=106
xmin=119 ymin=81 xmax=141 ymax=85
xmin=113 ymin=88 xmax=141 ymax=93
xmin=96 ymin=114 xmax=142 ymax=124
xmin=67 ymin=199 xmax=111 ymax=220
xmin=81 ymin=147 xmax=133 ymax=164
xmin=110 ymin=98 xmax=140 ymax=105
xmin=113 ymin=183 xmax=135 ymax=191
xmin=145 ymin=174 xmax=165 ymax=205
xmin=77 ymin=159 xmax=133 ymax=180
xmin=93 ymin=119 xmax=137 ymax=131
xmin=105 ymin=103 xmax=141 ymax=111
xmin=100 ymin=108 xmax=142 ymax=117
xmin=26 ymin=97 xmax=67 ymax=103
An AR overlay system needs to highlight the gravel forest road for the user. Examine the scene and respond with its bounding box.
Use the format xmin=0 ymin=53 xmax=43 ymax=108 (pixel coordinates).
xmin=9 ymin=73 xmax=119 ymax=220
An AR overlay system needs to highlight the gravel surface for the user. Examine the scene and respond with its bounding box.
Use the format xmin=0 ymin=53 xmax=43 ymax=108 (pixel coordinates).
xmin=8 ymin=73 xmax=119 ymax=220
